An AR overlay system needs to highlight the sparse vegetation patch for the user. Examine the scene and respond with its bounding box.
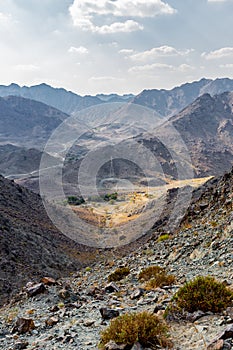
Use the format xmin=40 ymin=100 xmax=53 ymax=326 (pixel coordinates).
xmin=99 ymin=311 xmax=172 ymax=349
xmin=167 ymin=275 xmax=233 ymax=315
xmin=108 ymin=267 xmax=130 ymax=282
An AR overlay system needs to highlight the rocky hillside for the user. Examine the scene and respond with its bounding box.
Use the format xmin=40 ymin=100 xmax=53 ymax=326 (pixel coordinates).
xmin=139 ymin=91 xmax=233 ymax=177
xmin=0 ymin=175 xmax=98 ymax=306
xmin=133 ymin=77 xmax=233 ymax=117
xmin=0 ymin=166 xmax=232 ymax=349
xmin=0 ymin=144 xmax=58 ymax=178
xmin=0 ymin=96 xmax=69 ymax=148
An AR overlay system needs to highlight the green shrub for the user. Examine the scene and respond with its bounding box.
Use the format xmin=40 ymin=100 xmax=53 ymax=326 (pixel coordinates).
xmin=103 ymin=192 xmax=118 ymax=202
xmin=108 ymin=267 xmax=130 ymax=282
xmin=157 ymin=234 xmax=170 ymax=242
xmin=99 ymin=311 xmax=172 ymax=349
xmin=67 ymin=195 xmax=85 ymax=205
xmin=170 ymin=276 xmax=233 ymax=313
xmin=139 ymin=266 xmax=175 ymax=289
xmin=139 ymin=266 xmax=164 ymax=281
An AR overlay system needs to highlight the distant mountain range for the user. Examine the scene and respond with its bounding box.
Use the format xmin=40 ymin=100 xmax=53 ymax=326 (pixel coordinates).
xmin=1 ymin=77 xmax=233 ymax=189
xmin=0 ymin=83 xmax=134 ymax=115
xmin=132 ymin=77 xmax=233 ymax=117
xmin=0 ymin=77 xmax=233 ymax=117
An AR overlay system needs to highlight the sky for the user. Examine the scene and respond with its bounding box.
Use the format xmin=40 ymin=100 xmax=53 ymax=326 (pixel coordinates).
xmin=0 ymin=0 xmax=233 ymax=96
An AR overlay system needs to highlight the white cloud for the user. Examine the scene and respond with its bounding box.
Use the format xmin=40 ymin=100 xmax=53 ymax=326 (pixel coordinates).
xmin=178 ymin=64 xmax=195 ymax=72
xmin=129 ymin=63 xmax=195 ymax=73
xmin=129 ymin=46 xmax=193 ymax=61
xmin=14 ymin=64 xmax=39 ymax=72
xmin=69 ymin=0 xmax=176 ymax=34
xmin=96 ymin=20 xmax=143 ymax=34
xmin=129 ymin=63 xmax=174 ymax=73
xmin=202 ymin=47 xmax=233 ymax=59
xmin=68 ymin=46 xmax=89 ymax=54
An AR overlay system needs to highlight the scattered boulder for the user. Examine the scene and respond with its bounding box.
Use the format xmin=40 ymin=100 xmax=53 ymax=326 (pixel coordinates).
xmin=100 ymin=308 xmax=120 ymax=320
xmin=58 ymin=288 xmax=70 ymax=300
xmin=13 ymin=341 xmax=29 ymax=350
xmin=58 ymin=288 xmax=79 ymax=302
xmin=26 ymin=283 xmax=46 ymax=297
xmin=130 ymin=288 xmax=144 ymax=300
xmin=83 ymin=319 xmax=95 ymax=327
xmin=104 ymin=340 xmax=127 ymax=350
xmin=12 ymin=318 xmax=35 ymax=334
xmin=105 ymin=282 xmax=119 ymax=293
xmin=41 ymin=277 xmax=56 ymax=286
xmin=45 ymin=316 xmax=59 ymax=327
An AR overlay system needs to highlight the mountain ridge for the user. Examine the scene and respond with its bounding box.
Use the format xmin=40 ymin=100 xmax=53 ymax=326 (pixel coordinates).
xmin=1 ymin=77 xmax=233 ymax=117
xmin=132 ymin=77 xmax=233 ymax=117
xmin=137 ymin=91 xmax=233 ymax=177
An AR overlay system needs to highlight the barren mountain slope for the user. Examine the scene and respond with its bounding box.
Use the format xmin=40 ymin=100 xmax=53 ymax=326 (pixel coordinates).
xmin=0 ymin=175 xmax=97 ymax=306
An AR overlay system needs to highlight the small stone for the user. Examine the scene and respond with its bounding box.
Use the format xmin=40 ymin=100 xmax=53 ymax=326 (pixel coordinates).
xmin=58 ymin=289 xmax=70 ymax=300
xmin=13 ymin=341 xmax=29 ymax=350
xmin=12 ymin=318 xmax=35 ymax=334
xmin=207 ymin=339 xmax=224 ymax=350
xmin=58 ymin=288 xmax=79 ymax=302
xmin=45 ymin=316 xmax=59 ymax=327
xmin=130 ymin=289 xmax=143 ymax=300
xmin=104 ymin=340 xmax=127 ymax=349
xmin=50 ymin=305 xmax=60 ymax=312
xmin=105 ymin=282 xmax=119 ymax=293
xmin=100 ymin=308 xmax=120 ymax=320
xmin=131 ymin=342 xmax=143 ymax=350
xmin=41 ymin=277 xmax=56 ymax=285
xmin=26 ymin=283 xmax=46 ymax=297
xmin=154 ymin=304 xmax=165 ymax=313
xmin=199 ymin=203 xmax=209 ymax=210
xmin=83 ymin=319 xmax=95 ymax=327
xmin=87 ymin=286 xmax=101 ymax=296
xmin=220 ymin=324 xmax=233 ymax=340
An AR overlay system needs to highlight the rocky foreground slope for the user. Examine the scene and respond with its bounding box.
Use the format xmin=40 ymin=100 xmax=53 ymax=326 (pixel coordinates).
xmin=0 ymin=175 xmax=98 ymax=306
xmin=0 ymin=168 xmax=232 ymax=349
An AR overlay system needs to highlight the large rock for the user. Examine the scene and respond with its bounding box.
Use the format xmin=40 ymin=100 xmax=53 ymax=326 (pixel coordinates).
xmin=12 ymin=318 xmax=35 ymax=334
xmin=26 ymin=283 xmax=46 ymax=297
xmin=100 ymin=308 xmax=120 ymax=320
